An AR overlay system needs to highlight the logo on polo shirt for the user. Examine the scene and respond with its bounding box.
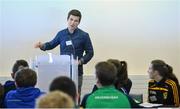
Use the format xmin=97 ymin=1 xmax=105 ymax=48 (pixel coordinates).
xmin=94 ymin=96 xmax=118 ymax=99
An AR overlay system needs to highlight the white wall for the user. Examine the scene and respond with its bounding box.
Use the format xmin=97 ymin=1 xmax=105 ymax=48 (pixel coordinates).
xmin=0 ymin=0 xmax=2 ymax=73
xmin=0 ymin=0 xmax=180 ymax=81
xmin=178 ymin=0 xmax=180 ymax=81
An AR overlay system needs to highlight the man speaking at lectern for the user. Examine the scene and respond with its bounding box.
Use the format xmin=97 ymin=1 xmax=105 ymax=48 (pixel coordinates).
xmin=34 ymin=9 xmax=94 ymax=95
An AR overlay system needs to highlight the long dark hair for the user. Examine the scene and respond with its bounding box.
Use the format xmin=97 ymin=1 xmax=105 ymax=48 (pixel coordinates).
xmin=107 ymin=59 xmax=128 ymax=88
xmin=151 ymin=60 xmax=179 ymax=85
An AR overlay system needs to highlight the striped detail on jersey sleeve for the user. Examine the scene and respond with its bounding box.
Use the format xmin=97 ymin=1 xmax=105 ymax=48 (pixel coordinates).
xmin=165 ymin=79 xmax=179 ymax=107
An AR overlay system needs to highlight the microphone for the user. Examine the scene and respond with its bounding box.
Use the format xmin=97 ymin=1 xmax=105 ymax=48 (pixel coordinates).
xmin=68 ymin=35 xmax=76 ymax=59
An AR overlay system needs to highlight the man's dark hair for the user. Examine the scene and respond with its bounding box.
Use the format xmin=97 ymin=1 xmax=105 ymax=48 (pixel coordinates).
xmin=15 ymin=68 xmax=37 ymax=87
xmin=95 ymin=61 xmax=117 ymax=86
xmin=49 ymin=76 xmax=77 ymax=102
xmin=12 ymin=59 xmax=29 ymax=74
xmin=67 ymin=9 xmax=82 ymax=22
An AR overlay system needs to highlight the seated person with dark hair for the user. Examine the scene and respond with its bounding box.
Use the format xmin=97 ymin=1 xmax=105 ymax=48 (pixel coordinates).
xmin=81 ymin=60 xmax=140 ymax=108
xmin=49 ymin=76 xmax=77 ymax=105
xmin=0 ymin=83 xmax=4 ymax=108
xmin=4 ymin=68 xmax=43 ymax=108
xmin=3 ymin=60 xmax=29 ymax=96
xmin=148 ymin=60 xmax=180 ymax=107
xmin=89 ymin=59 xmax=132 ymax=94
xmin=84 ymin=61 xmax=131 ymax=108
xmin=107 ymin=59 xmax=132 ymax=94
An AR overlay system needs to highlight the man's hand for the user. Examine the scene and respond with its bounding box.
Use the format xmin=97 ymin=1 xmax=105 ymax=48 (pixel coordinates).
xmin=78 ymin=58 xmax=84 ymax=65
xmin=34 ymin=42 xmax=43 ymax=48
xmin=78 ymin=60 xmax=82 ymax=65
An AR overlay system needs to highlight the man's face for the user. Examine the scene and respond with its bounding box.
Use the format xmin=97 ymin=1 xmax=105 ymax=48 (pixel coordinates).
xmin=148 ymin=64 xmax=158 ymax=79
xmin=67 ymin=15 xmax=80 ymax=31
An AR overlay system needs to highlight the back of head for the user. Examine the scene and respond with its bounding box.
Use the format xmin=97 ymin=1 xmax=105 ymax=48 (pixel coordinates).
xmin=49 ymin=76 xmax=77 ymax=101
xmin=107 ymin=59 xmax=128 ymax=86
xmin=95 ymin=61 xmax=117 ymax=86
xmin=151 ymin=60 xmax=179 ymax=85
xmin=15 ymin=68 xmax=37 ymax=88
xmin=36 ymin=91 xmax=74 ymax=108
xmin=12 ymin=60 xmax=29 ymax=78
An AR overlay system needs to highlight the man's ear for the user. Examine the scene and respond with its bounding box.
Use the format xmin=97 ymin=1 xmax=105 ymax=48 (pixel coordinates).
xmin=76 ymin=92 xmax=79 ymax=105
xmin=96 ymin=80 xmax=102 ymax=88
xmin=11 ymin=73 xmax=15 ymax=79
xmin=15 ymin=82 xmax=18 ymax=88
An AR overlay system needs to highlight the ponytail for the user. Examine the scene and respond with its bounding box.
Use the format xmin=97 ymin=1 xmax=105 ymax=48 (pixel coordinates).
xmin=107 ymin=59 xmax=128 ymax=88
xmin=119 ymin=61 xmax=128 ymax=79
xmin=166 ymin=64 xmax=179 ymax=86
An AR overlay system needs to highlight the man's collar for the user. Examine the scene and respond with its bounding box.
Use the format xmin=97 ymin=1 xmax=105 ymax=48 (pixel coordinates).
xmin=66 ymin=28 xmax=78 ymax=35
xmin=98 ymin=85 xmax=115 ymax=89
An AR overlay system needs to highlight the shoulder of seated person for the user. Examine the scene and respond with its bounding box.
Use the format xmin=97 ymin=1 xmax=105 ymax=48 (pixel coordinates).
xmin=148 ymin=80 xmax=155 ymax=83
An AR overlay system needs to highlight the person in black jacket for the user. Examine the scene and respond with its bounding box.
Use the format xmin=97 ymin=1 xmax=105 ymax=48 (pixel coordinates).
xmin=107 ymin=59 xmax=132 ymax=94
xmin=148 ymin=59 xmax=180 ymax=107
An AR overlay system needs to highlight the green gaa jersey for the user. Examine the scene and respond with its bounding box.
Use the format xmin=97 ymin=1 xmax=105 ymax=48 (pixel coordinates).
xmin=86 ymin=86 xmax=131 ymax=108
